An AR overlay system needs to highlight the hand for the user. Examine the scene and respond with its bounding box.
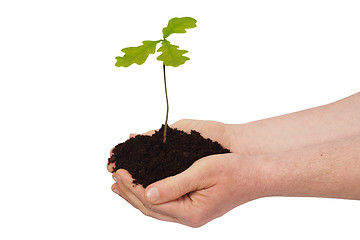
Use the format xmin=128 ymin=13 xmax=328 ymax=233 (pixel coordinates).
xmin=107 ymin=119 xmax=270 ymax=227
xmin=111 ymin=152 xmax=269 ymax=227
xmin=108 ymin=92 xmax=360 ymax=226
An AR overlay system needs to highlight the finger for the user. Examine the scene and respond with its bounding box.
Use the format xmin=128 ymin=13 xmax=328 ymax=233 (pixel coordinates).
xmin=170 ymin=119 xmax=215 ymax=134
xmin=144 ymin=156 xmax=217 ymax=205
xmin=129 ymin=129 xmax=156 ymax=138
xmin=107 ymin=162 xmax=115 ymax=173
xmin=113 ymin=171 xmax=144 ymax=209
xmin=129 ymin=133 xmax=137 ymax=138
xmin=107 ymin=147 xmax=116 ymax=173
xmin=145 ymin=186 xmax=214 ymax=227
xmin=171 ymin=119 xmax=229 ymax=148
xmin=170 ymin=119 xmax=196 ymax=133
xmin=112 ymin=182 xmax=164 ymax=220
xmin=113 ymin=170 xmax=179 ymax=223
xmin=141 ymin=155 xmax=233 ymax=226
xmin=111 ymin=183 xmax=136 ymax=208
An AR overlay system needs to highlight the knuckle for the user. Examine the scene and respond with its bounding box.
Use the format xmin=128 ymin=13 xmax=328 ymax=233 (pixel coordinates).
xmin=144 ymin=202 xmax=155 ymax=211
xmin=173 ymin=183 xmax=184 ymax=198
xmin=165 ymin=177 xmax=183 ymax=198
xmin=140 ymin=202 xmax=157 ymax=216
xmin=185 ymin=209 xmax=207 ymax=228
xmin=140 ymin=208 xmax=151 ymax=217
xmin=187 ymin=216 xmax=205 ymax=228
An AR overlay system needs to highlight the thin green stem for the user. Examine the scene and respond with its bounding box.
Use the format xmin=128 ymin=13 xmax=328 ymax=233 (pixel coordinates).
xmin=163 ymin=63 xmax=169 ymax=143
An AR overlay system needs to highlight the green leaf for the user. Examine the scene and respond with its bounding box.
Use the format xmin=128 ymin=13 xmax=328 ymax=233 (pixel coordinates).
xmin=162 ymin=17 xmax=197 ymax=39
xmin=115 ymin=40 xmax=160 ymax=67
xmin=157 ymin=40 xmax=189 ymax=67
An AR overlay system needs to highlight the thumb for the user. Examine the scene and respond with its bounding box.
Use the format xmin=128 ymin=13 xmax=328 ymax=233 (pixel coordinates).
xmin=144 ymin=159 xmax=215 ymax=204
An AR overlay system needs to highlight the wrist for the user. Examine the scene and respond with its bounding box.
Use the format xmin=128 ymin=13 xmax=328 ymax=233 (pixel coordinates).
xmin=226 ymin=123 xmax=262 ymax=156
xmin=230 ymin=154 xmax=284 ymax=203
xmin=251 ymin=154 xmax=285 ymax=199
xmin=255 ymin=151 xmax=312 ymax=199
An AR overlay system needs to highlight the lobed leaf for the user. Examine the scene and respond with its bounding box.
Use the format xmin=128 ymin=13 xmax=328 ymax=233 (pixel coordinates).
xmin=115 ymin=40 xmax=160 ymax=67
xmin=156 ymin=40 xmax=189 ymax=67
xmin=162 ymin=17 xmax=197 ymax=39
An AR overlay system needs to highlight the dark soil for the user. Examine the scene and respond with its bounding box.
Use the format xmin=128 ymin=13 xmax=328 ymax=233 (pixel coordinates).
xmin=108 ymin=125 xmax=230 ymax=188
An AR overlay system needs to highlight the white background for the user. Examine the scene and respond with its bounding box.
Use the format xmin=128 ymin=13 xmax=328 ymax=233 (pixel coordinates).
xmin=1 ymin=0 xmax=359 ymax=239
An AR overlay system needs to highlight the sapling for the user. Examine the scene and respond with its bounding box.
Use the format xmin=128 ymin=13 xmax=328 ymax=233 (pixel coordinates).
xmin=115 ymin=17 xmax=197 ymax=143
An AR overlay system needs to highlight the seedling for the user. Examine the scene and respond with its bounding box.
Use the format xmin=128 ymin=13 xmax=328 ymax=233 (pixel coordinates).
xmin=115 ymin=17 xmax=197 ymax=143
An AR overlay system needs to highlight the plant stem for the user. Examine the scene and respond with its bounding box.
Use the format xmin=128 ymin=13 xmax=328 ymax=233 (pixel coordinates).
xmin=163 ymin=63 xmax=169 ymax=143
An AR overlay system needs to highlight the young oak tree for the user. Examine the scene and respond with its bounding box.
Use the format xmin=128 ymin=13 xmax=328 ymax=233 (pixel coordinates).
xmin=115 ymin=17 xmax=197 ymax=143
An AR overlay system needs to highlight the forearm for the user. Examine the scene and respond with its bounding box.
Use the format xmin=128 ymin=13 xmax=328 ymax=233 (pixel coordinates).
xmin=263 ymin=135 xmax=360 ymax=200
xmin=229 ymin=92 xmax=360 ymax=155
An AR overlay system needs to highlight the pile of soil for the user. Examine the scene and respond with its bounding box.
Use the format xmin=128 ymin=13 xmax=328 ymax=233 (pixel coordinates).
xmin=108 ymin=125 xmax=230 ymax=188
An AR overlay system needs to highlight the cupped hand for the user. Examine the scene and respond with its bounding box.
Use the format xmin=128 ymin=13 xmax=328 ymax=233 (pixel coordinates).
xmin=111 ymin=152 xmax=268 ymax=227
xmin=107 ymin=119 xmax=269 ymax=227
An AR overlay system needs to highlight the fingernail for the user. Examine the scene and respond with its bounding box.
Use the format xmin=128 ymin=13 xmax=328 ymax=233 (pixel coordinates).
xmin=146 ymin=187 xmax=159 ymax=202
xmin=112 ymin=188 xmax=120 ymax=195
xmin=113 ymin=174 xmax=121 ymax=182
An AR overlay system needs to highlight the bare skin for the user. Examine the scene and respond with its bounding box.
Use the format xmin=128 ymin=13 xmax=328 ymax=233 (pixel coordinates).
xmin=108 ymin=92 xmax=360 ymax=227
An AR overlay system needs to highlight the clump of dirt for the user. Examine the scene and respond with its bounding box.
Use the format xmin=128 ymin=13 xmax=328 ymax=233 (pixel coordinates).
xmin=108 ymin=125 xmax=230 ymax=188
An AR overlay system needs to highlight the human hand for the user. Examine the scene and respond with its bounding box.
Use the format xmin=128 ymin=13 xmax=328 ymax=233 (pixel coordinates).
xmin=107 ymin=119 xmax=271 ymax=227
xmin=111 ymin=152 xmax=269 ymax=227
xmin=108 ymin=92 xmax=360 ymax=226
